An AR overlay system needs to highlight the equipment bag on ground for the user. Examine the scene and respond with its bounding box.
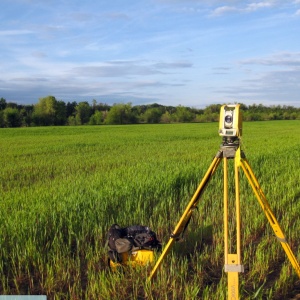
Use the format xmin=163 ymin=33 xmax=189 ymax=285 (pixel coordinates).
xmin=107 ymin=224 xmax=162 ymax=268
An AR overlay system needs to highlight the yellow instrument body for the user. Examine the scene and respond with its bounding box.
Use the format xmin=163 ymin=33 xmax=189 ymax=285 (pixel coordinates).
xmin=110 ymin=250 xmax=154 ymax=270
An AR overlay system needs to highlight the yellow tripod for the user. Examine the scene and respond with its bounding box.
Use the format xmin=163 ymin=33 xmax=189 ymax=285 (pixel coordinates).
xmin=148 ymin=111 xmax=300 ymax=299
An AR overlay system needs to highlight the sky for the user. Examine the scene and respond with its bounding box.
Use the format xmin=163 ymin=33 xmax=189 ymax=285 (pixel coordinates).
xmin=1 ymin=0 xmax=300 ymax=108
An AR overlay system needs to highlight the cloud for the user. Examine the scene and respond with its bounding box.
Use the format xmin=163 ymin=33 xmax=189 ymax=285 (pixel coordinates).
xmin=239 ymin=52 xmax=300 ymax=67
xmin=213 ymin=66 xmax=300 ymax=106
xmin=0 ymin=75 xmax=182 ymax=105
xmin=31 ymin=51 xmax=47 ymax=58
xmin=246 ymin=2 xmax=274 ymax=11
xmin=153 ymin=61 xmax=193 ymax=69
xmin=71 ymin=63 xmax=162 ymax=77
xmin=212 ymin=66 xmax=231 ymax=74
xmin=215 ymin=51 xmax=300 ymax=104
xmin=131 ymin=80 xmax=186 ymax=88
xmin=12 ymin=77 xmax=49 ymax=82
xmin=0 ymin=58 xmax=192 ymax=104
xmin=210 ymin=1 xmax=275 ymax=16
xmin=211 ymin=6 xmax=239 ymax=16
xmin=71 ymin=60 xmax=192 ymax=77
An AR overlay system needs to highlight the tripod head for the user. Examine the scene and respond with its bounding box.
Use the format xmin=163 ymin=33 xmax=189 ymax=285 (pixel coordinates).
xmin=219 ymin=104 xmax=242 ymax=147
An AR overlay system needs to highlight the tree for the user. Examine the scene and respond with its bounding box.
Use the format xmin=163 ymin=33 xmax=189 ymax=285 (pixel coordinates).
xmin=3 ymin=107 xmax=21 ymax=127
xmin=204 ymin=104 xmax=221 ymax=114
xmin=173 ymin=105 xmax=194 ymax=122
xmin=32 ymin=96 xmax=67 ymax=125
xmin=89 ymin=110 xmax=103 ymax=125
xmin=143 ymin=107 xmax=163 ymax=123
xmin=66 ymin=101 xmax=77 ymax=118
xmin=67 ymin=116 xmax=78 ymax=126
xmin=105 ymin=103 xmax=136 ymax=125
xmin=0 ymin=111 xmax=3 ymax=127
xmin=55 ymin=100 xmax=67 ymax=125
xmin=0 ymin=98 xmax=7 ymax=110
xmin=92 ymin=99 xmax=97 ymax=114
xmin=19 ymin=105 xmax=34 ymax=126
xmin=33 ymin=96 xmax=57 ymax=125
xmin=160 ymin=111 xmax=172 ymax=123
xmin=97 ymin=102 xmax=111 ymax=111
xmin=75 ymin=102 xmax=92 ymax=125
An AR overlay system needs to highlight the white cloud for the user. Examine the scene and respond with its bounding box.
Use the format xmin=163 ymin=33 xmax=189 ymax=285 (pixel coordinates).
xmin=246 ymin=2 xmax=274 ymax=11
xmin=210 ymin=1 xmax=275 ymax=16
xmin=211 ymin=5 xmax=239 ymax=16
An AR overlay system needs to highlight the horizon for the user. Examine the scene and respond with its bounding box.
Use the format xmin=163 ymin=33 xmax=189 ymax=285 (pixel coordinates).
xmin=3 ymin=96 xmax=300 ymax=110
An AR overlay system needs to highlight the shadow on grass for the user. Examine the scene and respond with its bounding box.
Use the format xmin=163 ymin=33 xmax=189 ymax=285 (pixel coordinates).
xmin=172 ymin=224 xmax=213 ymax=258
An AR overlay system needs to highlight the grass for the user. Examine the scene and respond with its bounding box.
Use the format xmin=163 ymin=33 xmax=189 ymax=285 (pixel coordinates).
xmin=0 ymin=121 xmax=300 ymax=299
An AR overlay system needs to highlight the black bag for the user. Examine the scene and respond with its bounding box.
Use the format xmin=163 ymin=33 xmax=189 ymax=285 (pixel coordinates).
xmin=125 ymin=225 xmax=161 ymax=250
xmin=107 ymin=224 xmax=161 ymax=264
xmin=115 ymin=238 xmax=133 ymax=253
xmin=107 ymin=224 xmax=126 ymax=251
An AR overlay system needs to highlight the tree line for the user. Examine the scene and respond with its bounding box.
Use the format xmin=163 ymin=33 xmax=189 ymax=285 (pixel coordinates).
xmin=1 ymin=96 xmax=300 ymax=128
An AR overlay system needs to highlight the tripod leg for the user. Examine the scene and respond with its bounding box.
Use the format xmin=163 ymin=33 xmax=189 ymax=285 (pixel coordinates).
xmin=148 ymin=155 xmax=222 ymax=281
xmin=240 ymin=158 xmax=300 ymax=278
xmin=224 ymin=154 xmax=244 ymax=300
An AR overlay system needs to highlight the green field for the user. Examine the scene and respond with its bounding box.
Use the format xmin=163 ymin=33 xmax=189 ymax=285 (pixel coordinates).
xmin=1 ymin=121 xmax=300 ymax=299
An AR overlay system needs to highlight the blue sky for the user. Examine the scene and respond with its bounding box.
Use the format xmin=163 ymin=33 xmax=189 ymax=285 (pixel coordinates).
xmin=1 ymin=0 xmax=300 ymax=107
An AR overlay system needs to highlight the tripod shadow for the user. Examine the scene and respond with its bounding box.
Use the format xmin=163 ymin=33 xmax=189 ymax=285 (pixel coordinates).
xmin=173 ymin=224 xmax=213 ymax=257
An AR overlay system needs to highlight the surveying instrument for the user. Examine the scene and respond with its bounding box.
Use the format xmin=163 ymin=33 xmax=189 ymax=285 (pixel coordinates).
xmin=148 ymin=104 xmax=300 ymax=299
